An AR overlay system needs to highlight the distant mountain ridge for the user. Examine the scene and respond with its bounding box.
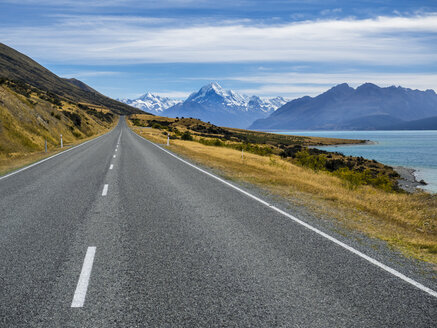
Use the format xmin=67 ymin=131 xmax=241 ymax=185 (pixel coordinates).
xmin=120 ymin=92 xmax=181 ymax=114
xmin=122 ymin=82 xmax=288 ymax=128
xmin=250 ymin=83 xmax=437 ymax=130
xmin=166 ymin=82 xmax=288 ymax=128
xmin=0 ymin=43 xmax=140 ymax=115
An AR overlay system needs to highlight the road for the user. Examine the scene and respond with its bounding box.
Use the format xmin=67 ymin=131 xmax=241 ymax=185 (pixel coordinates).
xmin=0 ymin=118 xmax=436 ymax=327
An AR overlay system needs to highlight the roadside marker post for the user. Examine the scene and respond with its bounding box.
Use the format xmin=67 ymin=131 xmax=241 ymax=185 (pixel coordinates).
xmin=167 ymin=135 xmax=170 ymax=146
xmin=60 ymin=134 xmax=63 ymax=148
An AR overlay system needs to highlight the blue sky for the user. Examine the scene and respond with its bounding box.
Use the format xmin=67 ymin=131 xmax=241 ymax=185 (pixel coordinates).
xmin=1 ymin=0 xmax=437 ymax=100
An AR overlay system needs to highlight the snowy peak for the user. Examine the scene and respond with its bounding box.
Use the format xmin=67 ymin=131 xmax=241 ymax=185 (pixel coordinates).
xmin=119 ymin=83 xmax=289 ymax=128
xmin=185 ymin=83 xmax=287 ymax=112
xmin=120 ymin=92 xmax=181 ymax=113
xmin=247 ymin=96 xmax=285 ymax=113
xmin=187 ymin=82 xmax=246 ymax=108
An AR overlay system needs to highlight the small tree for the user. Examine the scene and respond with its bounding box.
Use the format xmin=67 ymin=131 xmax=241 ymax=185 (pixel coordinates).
xmin=181 ymin=131 xmax=193 ymax=141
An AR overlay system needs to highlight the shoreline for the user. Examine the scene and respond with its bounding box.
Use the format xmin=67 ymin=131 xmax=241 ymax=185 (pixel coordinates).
xmin=312 ymin=140 xmax=431 ymax=193
xmin=393 ymin=166 xmax=428 ymax=193
xmin=313 ymin=140 xmax=377 ymax=147
xmin=312 ymin=142 xmax=429 ymax=193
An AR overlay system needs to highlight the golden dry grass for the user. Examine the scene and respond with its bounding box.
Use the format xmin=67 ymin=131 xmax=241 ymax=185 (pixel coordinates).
xmin=0 ymin=116 xmax=118 ymax=176
xmin=0 ymin=83 xmax=118 ymax=175
xmin=130 ymin=113 xmax=365 ymax=146
xmin=129 ymin=120 xmax=437 ymax=265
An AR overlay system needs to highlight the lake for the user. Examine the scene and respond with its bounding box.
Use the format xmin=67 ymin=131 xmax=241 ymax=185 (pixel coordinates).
xmin=273 ymin=130 xmax=437 ymax=193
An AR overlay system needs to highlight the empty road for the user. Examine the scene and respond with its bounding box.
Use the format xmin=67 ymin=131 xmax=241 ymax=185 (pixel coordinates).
xmin=0 ymin=118 xmax=436 ymax=327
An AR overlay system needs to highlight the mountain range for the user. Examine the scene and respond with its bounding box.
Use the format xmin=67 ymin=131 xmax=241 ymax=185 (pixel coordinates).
xmin=250 ymin=83 xmax=437 ymax=130
xmin=119 ymin=93 xmax=181 ymax=113
xmin=120 ymin=82 xmax=288 ymax=128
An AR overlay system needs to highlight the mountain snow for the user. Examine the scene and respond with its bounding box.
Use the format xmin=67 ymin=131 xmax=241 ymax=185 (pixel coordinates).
xmin=119 ymin=83 xmax=288 ymax=128
xmin=184 ymin=82 xmax=287 ymax=112
xmin=164 ymin=82 xmax=289 ymax=128
xmin=119 ymin=92 xmax=181 ymax=114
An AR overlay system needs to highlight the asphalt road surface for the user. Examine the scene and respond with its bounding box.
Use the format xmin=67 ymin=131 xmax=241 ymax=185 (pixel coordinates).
xmin=1 ymin=118 xmax=436 ymax=327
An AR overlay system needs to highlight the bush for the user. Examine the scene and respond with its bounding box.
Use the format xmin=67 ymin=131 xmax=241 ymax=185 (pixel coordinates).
xmin=295 ymin=150 xmax=326 ymax=171
xmin=78 ymin=103 xmax=90 ymax=110
xmin=333 ymin=167 xmax=395 ymax=191
xmin=198 ymin=138 xmax=224 ymax=147
xmin=62 ymin=111 xmax=82 ymax=127
xmin=86 ymin=108 xmax=114 ymax=123
xmin=151 ymin=123 xmax=163 ymax=130
xmin=131 ymin=118 xmax=142 ymax=126
xmin=181 ymin=131 xmax=193 ymax=140
xmin=279 ymin=145 xmax=303 ymax=158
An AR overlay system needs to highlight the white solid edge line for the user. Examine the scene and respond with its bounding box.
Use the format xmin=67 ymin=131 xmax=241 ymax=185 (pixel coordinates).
xmin=132 ymin=130 xmax=437 ymax=298
xmin=0 ymin=129 xmax=114 ymax=182
xmin=102 ymin=184 xmax=109 ymax=196
xmin=71 ymin=246 xmax=96 ymax=308
xmin=109 ymin=164 xmax=114 ymax=170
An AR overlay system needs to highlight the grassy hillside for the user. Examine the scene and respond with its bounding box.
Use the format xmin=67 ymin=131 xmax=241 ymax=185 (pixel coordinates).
xmin=130 ymin=114 xmax=366 ymax=145
xmin=130 ymin=114 xmax=401 ymax=192
xmin=128 ymin=116 xmax=437 ymax=265
xmin=0 ymin=43 xmax=141 ymax=115
xmin=0 ymin=79 xmax=116 ymax=174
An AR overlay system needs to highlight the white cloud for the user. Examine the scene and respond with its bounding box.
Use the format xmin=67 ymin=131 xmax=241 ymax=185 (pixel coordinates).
xmin=2 ymin=14 xmax=437 ymax=65
xmin=63 ymin=71 xmax=122 ymax=78
xmin=230 ymin=72 xmax=437 ymax=97
xmin=230 ymin=72 xmax=437 ymax=89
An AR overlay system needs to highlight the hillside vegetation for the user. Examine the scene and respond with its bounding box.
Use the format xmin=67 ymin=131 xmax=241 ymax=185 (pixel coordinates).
xmin=128 ymin=114 xmax=437 ymax=265
xmin=130 ymin=114 xmax=401 ymax=192
xmin=0 ymin=43 xmax=141 ymax=115
xmin=0 ymin=79 xmax=116 ymax=174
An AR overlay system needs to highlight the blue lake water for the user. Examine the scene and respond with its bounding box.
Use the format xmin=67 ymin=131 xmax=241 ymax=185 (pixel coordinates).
xmin=273 ymin=130 xmax=437 ymax=193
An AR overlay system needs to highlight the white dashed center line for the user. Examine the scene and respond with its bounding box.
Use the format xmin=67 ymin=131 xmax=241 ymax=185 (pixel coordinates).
xmin=102 ymin=184 xmax=109 ymax=196
xmin=71 ymin=247 xmax=96 ymax=308
xmin=109 ymin=164 xmax=114 ymax=170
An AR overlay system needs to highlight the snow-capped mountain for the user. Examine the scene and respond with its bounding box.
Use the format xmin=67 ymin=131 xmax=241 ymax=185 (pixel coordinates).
xmin=165 ymin=82 xmax=288 ymax=128
xmin=247 ymin=95 xmax=288 ymax=113
xmin=119 ymin=92 xmax=181 ymax=114
xmin=185 ymin=82 xmax=248 ymax=109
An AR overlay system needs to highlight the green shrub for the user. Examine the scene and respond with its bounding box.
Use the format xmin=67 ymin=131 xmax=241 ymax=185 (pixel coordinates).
xmin=152 ymin=123 xmax=164 ymax=130
xmin=295 ymin=150 xmax=326 ymax=171
xmin=63 ymin=111 xmax=82 ymax=127
xmin=181 ymin=131 xmax=193 ymax=140
xmin=333 ymin=167 xmax=395 ymax=191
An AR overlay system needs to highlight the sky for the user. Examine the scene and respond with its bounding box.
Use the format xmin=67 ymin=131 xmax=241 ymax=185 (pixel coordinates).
xmin=1 ymin=0 xmax=437 ymax=100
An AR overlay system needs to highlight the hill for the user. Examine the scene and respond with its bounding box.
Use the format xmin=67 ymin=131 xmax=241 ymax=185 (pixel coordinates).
xmin=250 ymin=83 xmax=437 ymax=130
xmin=0 ymin=43 xmax=141 ymax=115
xmin=0 ymin=78 xmax=117 ymax=173
xmin=0 ymin=43 xmax=141 ymax=173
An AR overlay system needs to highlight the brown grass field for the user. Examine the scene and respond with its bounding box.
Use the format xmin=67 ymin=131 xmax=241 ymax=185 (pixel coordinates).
xmin=0 ymin=81 xmax=118 ymax=175
xmin=0 ymin=120 xmax=118 ymax=176
xmin=128 ymin=116 xmax=437 ymax=267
